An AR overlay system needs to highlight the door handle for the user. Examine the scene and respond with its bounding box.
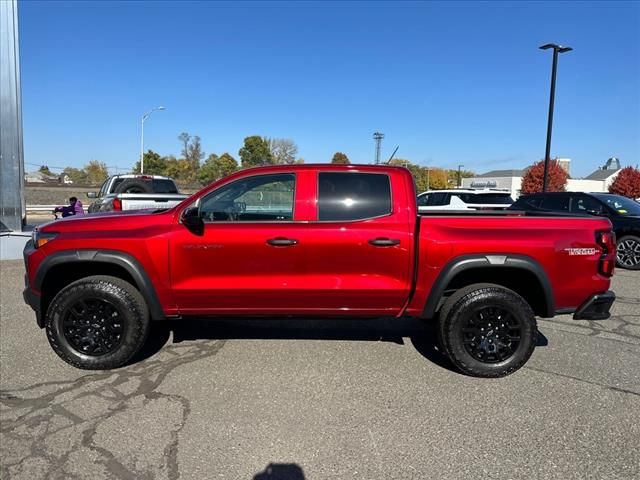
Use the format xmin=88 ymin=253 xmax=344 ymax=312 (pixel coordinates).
xmin=267 ymin=237 xmax=298 ymax=247
xmin=369 ymin=238 xmax=401 ymax=247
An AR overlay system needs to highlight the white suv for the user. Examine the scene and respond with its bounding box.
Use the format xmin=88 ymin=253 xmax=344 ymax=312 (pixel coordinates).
xmin=418 ymin=189 xmax=514 ymax=211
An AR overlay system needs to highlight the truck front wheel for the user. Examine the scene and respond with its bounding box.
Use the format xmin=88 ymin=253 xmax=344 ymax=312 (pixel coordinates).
xmin=439 ymin=284 xmax=537 ymax=378
xmin=45 ymin=275 xmax=150 ymax=370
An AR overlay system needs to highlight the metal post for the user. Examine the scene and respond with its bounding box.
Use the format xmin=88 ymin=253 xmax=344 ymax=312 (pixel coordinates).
xmin=540 ymin=43 xmax=572 ymax=192
xmin=140 ymin=116 xmax=145 ymax=174
xmin=458 ymin=164 xmax=464 ymax=187
xmin=140 ymin=106 xmax=165 ymax=174
xmin=0 ymin=0 xmax=24 ymax=232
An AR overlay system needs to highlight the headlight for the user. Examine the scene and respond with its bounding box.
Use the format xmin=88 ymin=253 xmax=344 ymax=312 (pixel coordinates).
xmin=32 ymin=229 xmax=58 ymax=249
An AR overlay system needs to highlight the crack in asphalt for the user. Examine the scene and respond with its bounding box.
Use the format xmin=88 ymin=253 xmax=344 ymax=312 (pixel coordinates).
xmin=0 ymin=340 xmax=226 ymax=480
xmin=524 ymin=365 xmax=640 ymax=397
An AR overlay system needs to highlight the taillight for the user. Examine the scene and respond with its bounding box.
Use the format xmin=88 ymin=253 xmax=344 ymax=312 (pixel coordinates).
xmin=112 ymin=198 xmax=122 ymax=211
xmin=596 ymin=230 xmax=616 ymax=277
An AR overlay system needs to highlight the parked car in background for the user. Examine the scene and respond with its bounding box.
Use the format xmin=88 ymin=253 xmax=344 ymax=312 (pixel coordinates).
xmin=24 ymin=165 xmax=615 ymax=377
xmin=417 ymin=188 xmax=514 ymax=211
xmin=87 ymin=174 xmax=189 ymax=213
xmin=510 ymin=192 xmax=640 ymax=270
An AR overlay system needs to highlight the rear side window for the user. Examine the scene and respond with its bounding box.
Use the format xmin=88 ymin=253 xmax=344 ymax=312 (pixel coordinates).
xmin=153 ymin=179 xmax=178 ymax=193
xmin=318 ymin=172 xmax=391 ymax=221
xmin=541 ymin=196 xmax=570 ymax=211
xmin=428 ymin=192 xmax=450 ymax=206
xmin=417 ymin=194 xmax=430 ymax=206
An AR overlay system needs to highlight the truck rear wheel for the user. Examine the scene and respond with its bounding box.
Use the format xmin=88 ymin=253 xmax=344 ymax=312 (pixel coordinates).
xmin=438 ymin=284 xmax=537 ymax=378
xmin=45 ymin=275 xmax=150 ymax=370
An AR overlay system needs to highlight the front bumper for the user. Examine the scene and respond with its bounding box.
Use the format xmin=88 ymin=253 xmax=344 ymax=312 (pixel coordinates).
xmin=573 ymin=291 xmax=615 ymax=320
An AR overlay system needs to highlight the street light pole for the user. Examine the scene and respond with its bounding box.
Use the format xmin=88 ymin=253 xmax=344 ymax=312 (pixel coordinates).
xmin=458 ymin=164 xmax=464 ymax=187
xmin=539 ymin=43 xmax=572 ymax=192
xmin=140 ymin=106 xmax=165 ymax=174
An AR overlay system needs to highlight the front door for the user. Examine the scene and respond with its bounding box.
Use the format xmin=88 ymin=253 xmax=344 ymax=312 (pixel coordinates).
xmin=170 ymin=172 xmax=309 ymax=315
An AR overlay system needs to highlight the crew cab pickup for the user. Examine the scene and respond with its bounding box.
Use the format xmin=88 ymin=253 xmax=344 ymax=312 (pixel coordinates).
xmin=23 ymin=165 xmax=616 ymax=377
xmin=86 ymin=174 xmax=189 ymax=213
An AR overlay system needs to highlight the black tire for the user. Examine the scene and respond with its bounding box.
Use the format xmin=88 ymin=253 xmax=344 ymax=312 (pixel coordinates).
xmin=114 ymin=179 xmax=153 ymax=194
xmin=439 ymin=284 xmax=537 ymax=378
xmin=45 ymin=275 xmax=150 ymax=370
xmin=616 ymin=235 xmax=640 ymax=270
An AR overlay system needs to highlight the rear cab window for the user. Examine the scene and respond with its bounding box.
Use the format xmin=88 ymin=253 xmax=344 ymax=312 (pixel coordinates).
xmin=153 ymin=179 xmax=179 ymax=193
xmin=318 ymin=172 xmax=392 ymax=221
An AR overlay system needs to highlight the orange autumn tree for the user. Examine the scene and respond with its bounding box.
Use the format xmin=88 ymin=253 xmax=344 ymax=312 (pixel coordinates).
xmin=608 ymin=166 xmax=640 ymax=199
xmin=520 ymin=160 xmax=568 ymax=194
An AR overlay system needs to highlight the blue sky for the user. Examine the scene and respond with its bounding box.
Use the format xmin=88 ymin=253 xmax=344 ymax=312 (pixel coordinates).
xmin=19 ymin=0 xmax=640 ymax=177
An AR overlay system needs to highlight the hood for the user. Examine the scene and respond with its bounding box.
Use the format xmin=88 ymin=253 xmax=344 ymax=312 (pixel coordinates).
xmin=38 ymin=209 xmax=172 ymax=233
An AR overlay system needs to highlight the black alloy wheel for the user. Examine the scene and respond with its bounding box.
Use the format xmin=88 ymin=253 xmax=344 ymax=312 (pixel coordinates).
xmin=46 ymin=275 xmax=150 ymax=370
xmin=461 ymin=306 xmax=521 ymax=363
xmin=62 ymin=298 xmax=124 ymax=356
xmin=438 ymin=284 xmax=537 ymax=378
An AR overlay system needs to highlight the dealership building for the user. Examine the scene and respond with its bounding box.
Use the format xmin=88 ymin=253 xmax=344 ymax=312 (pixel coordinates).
xmin=461 ymin=158 xmax=622 ymax=199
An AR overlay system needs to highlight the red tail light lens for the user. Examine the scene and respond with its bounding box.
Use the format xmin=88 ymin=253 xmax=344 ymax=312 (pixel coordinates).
xmin=112 ymin=198 xmax=122 ymax=211
xmin=596 ymin=230 xmax=616 ymax=277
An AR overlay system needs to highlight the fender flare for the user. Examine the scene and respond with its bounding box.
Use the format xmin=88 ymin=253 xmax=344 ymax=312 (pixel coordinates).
xmin=34 ymin=250 xmax=166 ymax=321
xmin=422 ymin=254 xmax=555 ymax=319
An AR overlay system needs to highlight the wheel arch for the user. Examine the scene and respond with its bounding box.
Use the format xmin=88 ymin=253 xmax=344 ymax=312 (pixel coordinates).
xmin=422 ymin=254 xmax=554 ymax=320
xmin=35 ymin=250 xmax=165 ymax=327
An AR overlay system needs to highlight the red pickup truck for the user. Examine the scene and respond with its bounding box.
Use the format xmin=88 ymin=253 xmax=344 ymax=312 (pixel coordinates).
xmin=23 ymin=165 xmax=616 ymax=377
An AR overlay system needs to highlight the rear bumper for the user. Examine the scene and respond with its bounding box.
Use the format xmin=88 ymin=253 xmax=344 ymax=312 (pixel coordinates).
xmin=573 ymin=291 xmax=615 ymax=320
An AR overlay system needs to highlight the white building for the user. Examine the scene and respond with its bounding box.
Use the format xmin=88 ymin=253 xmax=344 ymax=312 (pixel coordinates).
xmin=461 ymin=169 xmax=525 ymax=199
xmin=463 ymin=158 xmax=622 ymax=198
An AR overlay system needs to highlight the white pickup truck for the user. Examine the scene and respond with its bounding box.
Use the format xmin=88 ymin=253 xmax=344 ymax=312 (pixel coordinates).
xmin=86 ymin=175 xmax=189 ymax=213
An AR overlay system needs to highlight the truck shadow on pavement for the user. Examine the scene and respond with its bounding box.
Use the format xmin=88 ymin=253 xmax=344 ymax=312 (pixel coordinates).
xmin=137 ymin=317 xmax=550 ymax=375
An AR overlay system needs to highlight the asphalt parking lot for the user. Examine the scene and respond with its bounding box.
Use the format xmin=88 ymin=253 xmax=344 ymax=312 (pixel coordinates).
xmin=1 ymin=260 xmax=639 ymax=480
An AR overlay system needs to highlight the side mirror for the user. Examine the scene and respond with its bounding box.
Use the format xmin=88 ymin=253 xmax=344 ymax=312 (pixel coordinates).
xmin=87 ymin=192 xmax=97 ymax=199
xmin=181 ymin=206 xmax=204 ymax=235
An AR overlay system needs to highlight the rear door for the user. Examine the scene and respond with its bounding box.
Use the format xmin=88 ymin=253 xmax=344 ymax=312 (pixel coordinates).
xmin=298 ymin=171 xmax=414 ymax=315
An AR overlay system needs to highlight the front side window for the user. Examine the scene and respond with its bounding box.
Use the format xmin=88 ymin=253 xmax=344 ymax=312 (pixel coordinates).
xmin=318 ymin=172 xmax=391 ymax=221
xmin=570 ymin=196 xmax=603 ymax=215
xmin=417 ymin=194 xmax=430 ymax=206
xmin=592 ymin=194 xmax=640 ymax=216
xmin=200 ymin=173 xmax=295 ymax=222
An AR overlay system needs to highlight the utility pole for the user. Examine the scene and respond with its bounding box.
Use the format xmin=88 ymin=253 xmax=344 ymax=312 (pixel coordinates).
xmin=539 ymin=43 xmax=572 ymax=192
xmin=458 ymin=164 xmax=464 ymax=187
xmin=373 ymin=132 xmax=384 ymax=164
xmin=140 ymin=106 xmax=165 ymax=174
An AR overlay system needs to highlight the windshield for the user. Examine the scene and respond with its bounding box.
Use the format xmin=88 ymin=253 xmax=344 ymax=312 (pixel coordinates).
xmin=592 ymin=194 xmax=640 ymax=216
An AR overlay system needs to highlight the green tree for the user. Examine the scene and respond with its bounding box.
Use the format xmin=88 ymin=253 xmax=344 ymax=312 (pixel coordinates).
xmin=269 ymin=138 xmax=298 ymax=164
xmin=239 ymin=136 xmax=274 ymax=168
xmin=163 ymin=155 xmax=192 ymax=182
xmin=62 ymin=166 xmax=88 ymax=184
xmin=331 ymin=152 xmax=350 ymax=164
xmin=176 ymin=133 xmax=204 ymax=183
xmin=447 ymin=168 xmax=474 ymax=188
xmin=84 ymin=160 xmax=109 ymax=185
xmin=132 ymin=150 xmax=168 ymax=175
xmin=198 ymin=153 xmax=238 ymax=185
xmin=389 ymin=159 xmax=448 ymax=191
xmin=187 ymin=135 xmax=204 ymax=170
xmin=38 ymin=165 xmax=53 ymax=176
